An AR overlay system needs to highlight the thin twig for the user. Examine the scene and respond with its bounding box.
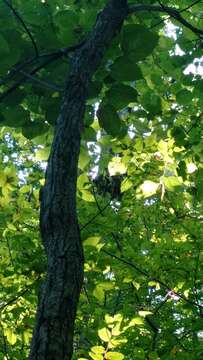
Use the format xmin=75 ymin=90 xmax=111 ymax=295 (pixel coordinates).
xmin=0 ymin=276 xmax=41 ymax=312
xmin=102 ymin=249 xmax=203 ymax=311
xmin=3 ymin=0 xmax=39 ymax=56
xmin=131 ymin=284 xmax=159 ymax=351
xmin=128 ymin=2 xmax=203 ymax=37
xmin=91 ymin=184 xmax=104 ymax=216
xmin=0 ymin=41 xmax=86 ymax=101
xmin=151 ymin=0 xmax=203 ymax=30
xmin=180 ymin=0 xmax=202 ymax=13
xmin=0 ymin=54 xmax=62 ymax=102
xmin=157 ymin=0 xmax=203 ymax=36
xmin=80 ymin=201 xmax=111 ymax=231
xmin=0 ymin=56 xmax=37 ymax=86
xmin=0 ymin=288 xmax=29 ymax=312
xmin=19 ymin=69 xmax=63 ymax=92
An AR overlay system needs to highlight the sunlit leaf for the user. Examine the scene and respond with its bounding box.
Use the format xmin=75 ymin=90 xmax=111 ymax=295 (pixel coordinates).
xmin=139 ymin=181 xmax=159 ymax=198
xmin=4 ymin=328 xmax=17 ymax=345
xmin=106 ymin=351 xmax=124 ymax=360
xmin=98 ymin=328 xmax=111 ymax=342
xmin=108 ymin=157 xmax=127 ymax=176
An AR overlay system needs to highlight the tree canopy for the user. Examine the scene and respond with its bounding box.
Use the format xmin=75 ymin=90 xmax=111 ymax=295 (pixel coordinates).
xmin=0 ymin=0 xmax=203 ymax=359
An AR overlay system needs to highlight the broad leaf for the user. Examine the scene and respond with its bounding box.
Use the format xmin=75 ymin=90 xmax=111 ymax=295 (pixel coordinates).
xmin=122 ymin=24 xmax=159 ymax=61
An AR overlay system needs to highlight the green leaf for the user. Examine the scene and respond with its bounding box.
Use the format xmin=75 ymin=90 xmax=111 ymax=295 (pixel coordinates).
xmin=149 ymin=352 xmax=160 ymax=360
xmin=0 ymin=34 xmax=10 ymax=56
xmin=91 ymin=346 xmax=105 ymax=354
xmin=108 ymin=157 xmax=127 ymax=176
xmin=97 ymin=103 xmax=123 ymax=137
xmin=107 ymin=84 xmax=138 ymax=110
xmin=84 ymin=236 xmax=101 ymax=247
xmin=126 ymin=316 xmax=144 ymax=329
xmin=89 ymin=353 xmax=103 ymax=360
xmin=18 ymin=1 xmax=49 ymax=26
xmin=195 ymin=169 xmax=203 ymax=201
xmin=133 ymin=348 xmax=145 ymax=360
xmin=163 ymin=176 xmax=182 ymax=191
xmin=176 ymin=89 xmax=192 ymax=105
xmin=121 ymin=178 xmax=133 ymax=192
xmin=35 ymin=147 xmax=50 ymax=161
xmin=112 ymin=323 xmax=121 ymax=336
xmin=22 ymin=121 xmax=49 ymax=139
xmin=93 ymin=285 xmax=105 ymax=302
xmin=122 ymin=24 xmax=159 ymax=61
xmin=80 ymin=189 xmax=95 ymax=202
xmin=171 ymin=126 xmax=186 ymax=146
xmin=110 ymin=56 xmax=143 ymax=81
xmin=78 ymin=147 xmax=90 ymax=170
xmin=105 ymin=314 xmax=123 ymax=325
xmin=54 ymin=10 xmax=79 ymax=46
xmin=106 ymin=352 xmax=124 ymax=360
xmin=138 ymin=310 xmax=153 ymax=317
xmin=98 ymin=327 xmax=111 ymax=342
xmin=2 ymin=106 xmax=30 ymax=127
xmin=141 ymin=92 xmax=162 ymax=116
xmin=54 ymin=10 xmax=78 ymax=28
xmin=45 ymin=100 xmax=60 ymax=125
xmin=4 ymin=328 xmax=17 ymax=345
xmin=139 ymin=181 xmax=159 ymax=198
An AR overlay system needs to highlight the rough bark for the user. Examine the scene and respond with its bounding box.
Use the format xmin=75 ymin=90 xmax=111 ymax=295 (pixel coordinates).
xmin=29 ymin=1 xmax=128 ymax=359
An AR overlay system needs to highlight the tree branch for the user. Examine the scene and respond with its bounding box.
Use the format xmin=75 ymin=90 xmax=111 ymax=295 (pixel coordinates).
xmin=2 ymin=0 xmax=39 ymax=57
xmin=102 ymin=249 xmax=203 ymax=311
xmin=18 ymin=69 xmax=63 ymax=92
xmin=0 ymin=54 xmax=61 ymax=102
xmin=128 ymin=3 xmax=203 ymax=37
xmin=0 ymin=41 xmax=85 ymax=102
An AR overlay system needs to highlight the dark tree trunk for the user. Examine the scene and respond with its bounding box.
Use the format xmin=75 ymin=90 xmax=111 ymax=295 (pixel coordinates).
xmin=29 ymin=1 xmax=128 ymax=359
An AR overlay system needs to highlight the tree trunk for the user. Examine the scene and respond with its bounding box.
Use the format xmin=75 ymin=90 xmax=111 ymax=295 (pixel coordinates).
xmin=29 ymin=1 xmax=128 ymax=359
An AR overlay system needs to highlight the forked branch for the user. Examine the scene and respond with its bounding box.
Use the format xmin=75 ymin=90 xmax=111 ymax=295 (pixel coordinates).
xmin=128 ymin=3 xmax=203 ymax=37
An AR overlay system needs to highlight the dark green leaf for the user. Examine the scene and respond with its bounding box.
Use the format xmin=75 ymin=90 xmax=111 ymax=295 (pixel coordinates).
xmin=97 ymin=103 xmax=124 ymax=137
xmin=22 ymin=121 xmax=49 ymax=139
xmin=106 ymin=84 xmax=138 ymax=110
xmin=110 ymin=56 xmax=143 ymax=81
xmin=122 ymin=24 xmax=159 ymax=61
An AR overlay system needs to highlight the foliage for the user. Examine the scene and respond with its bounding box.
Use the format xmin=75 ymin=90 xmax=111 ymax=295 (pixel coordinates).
xmin=0 ymin=0 xmax=203 ymax=359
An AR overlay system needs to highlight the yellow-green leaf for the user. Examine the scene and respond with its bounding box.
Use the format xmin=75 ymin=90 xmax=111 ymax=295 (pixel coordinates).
xmin=4 ymin=328 xmax=17 ymax=345
xmin=121 ymin=178 xmax=133 ymax=193
xmin=35 ymin=147 xmax=50 ymax=161
xmin=108 ymin=157 xmax=127 ymax=176
xmin=98 ymin=327 xmax=111 ymax=342
xmin=84 ymin=236 xmax=101 ymax=247
xmin=91 ymin=346 xmax=105 ymax=354
xmin=106 ymin=351 xmax=124 ymax=360
xmin=140 ymin=180 xmax=159 ymax=197
xmin=89 ymin=353 xmax=103 ymax=360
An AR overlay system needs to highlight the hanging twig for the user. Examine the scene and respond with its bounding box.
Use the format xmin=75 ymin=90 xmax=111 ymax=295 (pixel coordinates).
xmin=2 ymin=0 xmax=39 ymax=57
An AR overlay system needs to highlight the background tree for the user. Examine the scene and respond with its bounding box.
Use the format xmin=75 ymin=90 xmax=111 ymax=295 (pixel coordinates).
xmin=0 ymin=0 xmax=203 ymax=360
